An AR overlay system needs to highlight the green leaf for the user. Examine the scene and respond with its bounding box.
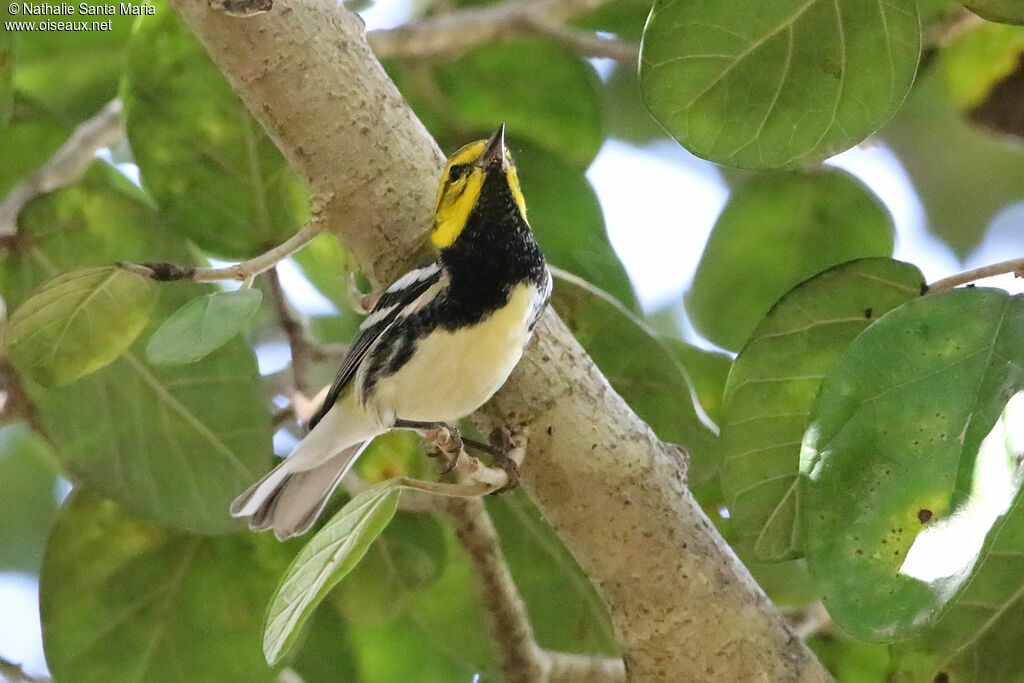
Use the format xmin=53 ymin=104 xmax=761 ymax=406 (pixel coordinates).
xmin=333 ymin=510 xmax=447 ymax=624
xmin=963 ymin=0 xmax=1024 ymax=25
xmin=5 ymin=266 xmax=156 ymax=386
xmin=263 ymin=479 xmax=401 ymax=665
xmin=881 ymin=65 xmax=1024 ymax=256
xmin=342 ymin=525 xmax=497 ymax=680
xmin=388 ymin=38 xmax=603 ymax=167
xmin=686 ymin=168 xmax=895 ymax=350
xmin=0 ymin=31 xmax=12 ymax=131
xmin=938 ymin=23 xmax=1024 ymax=110
xmin=0 ymin=423 xmax=59 ymax=572
xmin=551 ymin=270 xmax=718 ymax=487
xmin=146 ymin=288 xmax=263 ymax=365
xmin=893 ymin=446 xmax=1024 ymax=682
xmin=489 ymin=492 xmax=619 ymax=655
xmin=431 ymin=38 xmax=603 ymax=167
xmin=516 ymin=143 xmax=639 ymax=310
xmin=0 ymin=161 xmax=184 ymax=309
xmin=12 ymin=0 xmax=135 ymax=120
xmin=29 ymin=308 xmax=271 ymax=533
xmin=40 ymin=492 xmax=279 ymax=683
xmin=720 ymin=258 xmax=923 ymax=561
xmin=123 ymin=11 xmax=308 ymax=258
xmin=0 ymin=96 xmax=68 ymax=199
xmin=661 ymin=337 xmax=732 ymax=424
xmin=639 ymin=0 xmax=920 ymax=169
xmin=290 ymin=232 xmax=353 ymax=311
xmin=802 ymin=289 xmax=1024 ymax=640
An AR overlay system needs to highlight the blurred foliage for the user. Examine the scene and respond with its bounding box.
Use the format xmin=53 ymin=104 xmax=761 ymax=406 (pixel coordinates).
xmin=3 ymin=0 xmax=1024 ymax=681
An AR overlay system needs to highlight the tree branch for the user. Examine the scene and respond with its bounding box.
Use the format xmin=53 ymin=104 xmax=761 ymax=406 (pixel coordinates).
xmin=120 ymin=222 xmax=325 ymax=285
xmin=926 ymin=256 xmax=1024 ymax=293
xmin=265 ymin=266 xmax=314 ymax=395
xmin=545 ymin=650 xmax=625 ymax=682
xmin=167 ymin=0 xmax=831 ymax=679
xmin=367 ymin=0 xmax=622 ymax=61
xmin=0 ymin=99 xmax=124 ymax=238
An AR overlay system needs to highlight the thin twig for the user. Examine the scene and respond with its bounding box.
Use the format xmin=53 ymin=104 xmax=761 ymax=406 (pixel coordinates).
xmin=447 ymin=496 xmax=547 ymax=682
xmin=119 ymin=222 xmax=325 ymax=284
xmin=545 ymin=651 xmax=625 ymax=682
xmin=367 ymin=0 xmax=619 ymax=60
xmin=926 ymin=256 xmax=1024 ymax=293
xmin=524 ymin=15 xmax=638 ymax=63
xmin=0 ymin=655 xmax=50 ymax=683
xmin=0 ymin=99 xmax=125 ymax=238
xmin=266 ymin=266 xmax=313 ymax=395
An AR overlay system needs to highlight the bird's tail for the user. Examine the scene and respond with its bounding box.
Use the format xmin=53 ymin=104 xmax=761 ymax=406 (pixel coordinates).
xmin=230 ymin=441 xmax=371 ymax=540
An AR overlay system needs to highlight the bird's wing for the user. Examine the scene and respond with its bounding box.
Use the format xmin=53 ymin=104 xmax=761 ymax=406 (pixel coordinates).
xmin=308 ymin=261 xmax=445 ymax=430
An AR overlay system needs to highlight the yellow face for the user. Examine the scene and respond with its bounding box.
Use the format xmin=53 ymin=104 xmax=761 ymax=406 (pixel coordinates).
xmin=431 ymin=135 xmax=528 ymax=249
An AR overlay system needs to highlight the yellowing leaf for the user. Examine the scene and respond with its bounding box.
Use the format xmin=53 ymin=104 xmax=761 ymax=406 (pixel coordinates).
xmin=5 ymin=266 xmax=155 ymax=386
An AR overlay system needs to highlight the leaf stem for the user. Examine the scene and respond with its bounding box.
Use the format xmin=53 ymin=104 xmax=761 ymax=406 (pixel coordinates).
xmin=926 ymin=257 xmax=1024 ymax=294
xmin=120 ymin=222 xmax=324 ymax=284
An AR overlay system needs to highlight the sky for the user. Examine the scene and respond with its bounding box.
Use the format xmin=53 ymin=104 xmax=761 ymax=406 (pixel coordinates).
xmin=3 ymin=2 xmax=1024 ymax=676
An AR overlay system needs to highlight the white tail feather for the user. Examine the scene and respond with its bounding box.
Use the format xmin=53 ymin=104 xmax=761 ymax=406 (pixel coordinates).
xmin=230 ymin=441 xmax=371 ymax=540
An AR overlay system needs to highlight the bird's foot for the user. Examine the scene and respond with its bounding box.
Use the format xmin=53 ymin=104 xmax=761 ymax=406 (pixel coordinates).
xmin=424 ymin=424 xmax=463 ymax=474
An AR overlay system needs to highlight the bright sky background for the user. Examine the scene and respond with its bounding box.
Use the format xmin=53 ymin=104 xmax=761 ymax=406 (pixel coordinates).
xmin=4 ymin=3 xmax=1024 ymax=676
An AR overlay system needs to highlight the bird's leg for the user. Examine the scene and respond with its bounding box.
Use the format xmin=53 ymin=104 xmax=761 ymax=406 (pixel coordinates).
xmin=394 ymin=419 xmax=463 ymax=473
xmin=483 ymin=426 xmax=523 ymax=493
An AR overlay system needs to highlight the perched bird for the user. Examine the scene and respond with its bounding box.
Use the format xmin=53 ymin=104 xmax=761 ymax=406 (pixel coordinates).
xmin=231 ymin=125 xmax=552 ymax=540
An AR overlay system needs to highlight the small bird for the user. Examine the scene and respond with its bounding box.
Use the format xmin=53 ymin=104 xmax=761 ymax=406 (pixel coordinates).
xmin=231 ymin=125 xmax=552 ymax=540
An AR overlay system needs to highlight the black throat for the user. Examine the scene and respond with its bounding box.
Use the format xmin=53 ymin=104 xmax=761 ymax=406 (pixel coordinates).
xmin=438 ymin=172 xmax=547 ymax=327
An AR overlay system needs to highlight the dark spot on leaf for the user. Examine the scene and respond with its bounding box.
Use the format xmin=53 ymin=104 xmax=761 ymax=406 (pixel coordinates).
xmin=856 ymin=548 xmax=863 ymax=555
xmin=864 ymin=307 xmax=873 ymax=318
xmin=546 ymin=425 xmax=552 ymax=435
xmin=918 ymin=509 xmax=933 ymax=523
xmin=934 ymin=673 xmax=949 ymax=683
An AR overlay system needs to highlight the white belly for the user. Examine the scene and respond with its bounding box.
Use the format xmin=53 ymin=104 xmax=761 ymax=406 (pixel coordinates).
xmin=373 ymin=283 xmax=540 ymax=422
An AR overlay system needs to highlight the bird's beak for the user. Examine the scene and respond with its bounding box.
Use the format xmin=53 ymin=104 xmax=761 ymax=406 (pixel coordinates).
xmin=480 ymin=123 xmax=506 ymax=171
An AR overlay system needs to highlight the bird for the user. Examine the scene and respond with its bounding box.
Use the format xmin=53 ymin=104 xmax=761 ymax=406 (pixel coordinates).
xmin=231 ymin=125 xmax=552 ymax=540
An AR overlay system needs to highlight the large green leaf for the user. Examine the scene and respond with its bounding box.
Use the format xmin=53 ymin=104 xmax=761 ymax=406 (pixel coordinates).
xmin=146 ymin=288 xmax=263 ymax=366
xmin=29 ymin=309 xmax=271 ymax=534
xmin=333 ymin=510 xmax=447 ymax=624
xmin=342 ymin=524 xmax=498 ymax=681
xmin=516 ymin=143 xmax=638 ymax=310
xmin=263 ymin=479 xmax=401 ymax=666
xmin=0 ymin=423 xmax=59 ymax=572
xmin=395 ymin=38 xmax=603 ymax=167
xmin=40 ymin=492 xmax=279 ymax=682
xmin=551 ymin=271 xmax=717 ymax=487
xmin=0 ymin=30 xmax=12 ymax=131
xmin=639 ymin=0 xmax=920 ymax=169
xmin=893 ymin=442 xmax=1024 ymax=682
xmin=686 ymin=168 xmax=894 ymax=350
xmin=661 ymin=337 xmax=732 ymax=425
xmin=123 ymin=11 xmax=307 ymax=258
xmin=802 ymin=289 xmax=1024 ymax=641
xmin=720 ymin=258 xmax=923 ymax=561
xmin=963 ymin=0 xmax=1024 ymax=25
xmin=488 ymin=492 xmax=619 ymax=655
xmin=881 ymin=64 xmax=1024 ymax=256
xmin=0 ymin=161 xmax=182 ymax=308
xmin=5 ymin=266 xmax=156 ymax=386
xmin=12 ymin=0 xmax=135 ymax=119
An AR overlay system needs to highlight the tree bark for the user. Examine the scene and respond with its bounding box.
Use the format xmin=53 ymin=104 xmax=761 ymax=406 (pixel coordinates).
xmin=168 ymin=0 xmax=831 ymax=679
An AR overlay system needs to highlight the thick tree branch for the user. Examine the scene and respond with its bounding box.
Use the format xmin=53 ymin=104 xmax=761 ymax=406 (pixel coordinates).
xmin=0 ymin=99 xmax=124 ymax=238
xmin=367 ymin=0 xmax=620 ymax=60
xmin=926 ymin=256 xmax=1024 ymax=293
xmin=168 ymin=1 xmax=831 ymax=679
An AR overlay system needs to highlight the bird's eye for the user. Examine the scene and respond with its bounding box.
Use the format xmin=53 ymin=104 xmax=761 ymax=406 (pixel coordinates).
xmin=448 ymin=164 xmax=469 ymax=182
